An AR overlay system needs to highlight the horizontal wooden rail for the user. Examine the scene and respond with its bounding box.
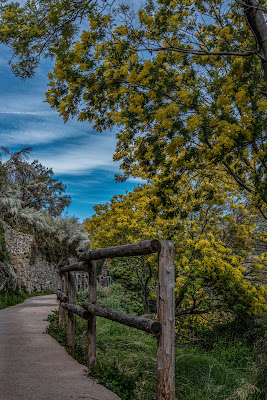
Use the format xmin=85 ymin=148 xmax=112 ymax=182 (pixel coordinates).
xmin=60 ymin=261 xmax=89 ymax=274
xmin=56 ymin=289 xmax=68 ymax=303
xmin=82 ymin=302 xmax=161 ymax=335
xmin=60 ymin=302 xmax=91 ymax=320
xmin=79 ymin=239 xmax=161 ymax=261
xmin=57 ymin=239 xmax=175 ymax=399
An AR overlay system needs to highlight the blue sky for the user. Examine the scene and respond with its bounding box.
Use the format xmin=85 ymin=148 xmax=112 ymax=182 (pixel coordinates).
xmin=0 ymin=44 xmax=139 ymax=221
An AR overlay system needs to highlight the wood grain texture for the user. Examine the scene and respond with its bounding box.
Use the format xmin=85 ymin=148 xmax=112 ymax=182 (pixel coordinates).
xmin=79 ymin=240 xmax=161 ymax=261
xmin=82 ymin=302 xmax=161 ymax=335
xmin=56 ymin=289 xmax=68 ymax=303
xmin=157 ymin=241 xmax=175 ymax=400
xmin=60 ymin=302 xmax=91 ymax=319
xmin=60 ymin=261 xmax=90 ymax=273
xmin=67 ymin=272 xmax=76 ymax=349
xmin=58 ymin=258 xmax=69 ymax=328
xmin=87 ymin=260 xmax=97 ymax=367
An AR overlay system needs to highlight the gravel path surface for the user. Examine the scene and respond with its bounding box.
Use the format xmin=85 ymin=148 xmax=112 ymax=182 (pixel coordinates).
xmin=0 ymin=294 xmax=121 ymax=400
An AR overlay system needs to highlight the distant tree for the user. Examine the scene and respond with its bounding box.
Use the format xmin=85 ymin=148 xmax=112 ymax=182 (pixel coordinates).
xmin=18 ymin=208 xmax=90 ymax=262
xmin=0 ymin=147 xmax=27 ymax=221
xmin=0 ymin=148 xmax=88 ymax=264
xmin=16 ymin=160 xmax=71 ymax=217
xmin=0 ymin=146 xmax=30 ymax=192
xmin=1 ymin=147 xmax=71 ymax=217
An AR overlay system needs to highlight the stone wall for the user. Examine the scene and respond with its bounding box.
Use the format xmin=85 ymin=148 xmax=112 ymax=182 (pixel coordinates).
xmin=1 ymin=221 xmax=60 ymax=293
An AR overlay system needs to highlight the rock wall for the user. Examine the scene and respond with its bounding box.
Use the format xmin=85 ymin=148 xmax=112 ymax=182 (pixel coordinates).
xmin=1 ymin=221 xmax=59 ymax=293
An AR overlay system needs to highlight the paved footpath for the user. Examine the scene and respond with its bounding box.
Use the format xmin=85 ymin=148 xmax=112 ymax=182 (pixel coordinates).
xmin=0 ymin=295 xmax=121 ymax=400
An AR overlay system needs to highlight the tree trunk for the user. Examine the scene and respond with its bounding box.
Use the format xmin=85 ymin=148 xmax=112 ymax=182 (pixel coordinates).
xmin=243 ymin=0 xmax=267 ymax=88
xmin=143 ymin=291 xmax=150 ymax=315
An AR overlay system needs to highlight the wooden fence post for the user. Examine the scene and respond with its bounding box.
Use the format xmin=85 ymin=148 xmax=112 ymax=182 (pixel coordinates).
xmin=58 ymin=258 xmax=69 ymax=328
xmin=59 ymin=274 xmax=67 ymax=328
xmin=87 ymin=260 xmax=97 ymax=366
xmin=157 ymin=241 xmax=175 ymax=400
xmin=66 ymin=270 xmax=76 ymax=349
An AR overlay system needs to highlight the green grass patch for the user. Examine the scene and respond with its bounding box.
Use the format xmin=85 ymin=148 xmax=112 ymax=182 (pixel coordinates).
xmin=47 ymin=311 xmax=262 ymax=400
xmin=46 ymin=283 xmax=265 ymax=400
xmin=0 ymin=290 xmax=54 ymax=309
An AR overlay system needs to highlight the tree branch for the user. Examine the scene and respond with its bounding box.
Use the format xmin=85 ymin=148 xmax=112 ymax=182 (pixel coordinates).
xmin=136 ymin=46 xmax=262 ymax=59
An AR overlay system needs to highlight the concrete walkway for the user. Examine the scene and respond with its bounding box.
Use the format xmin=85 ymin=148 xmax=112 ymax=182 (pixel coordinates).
xmin=0 ymin=295 xmax=121 ymax=400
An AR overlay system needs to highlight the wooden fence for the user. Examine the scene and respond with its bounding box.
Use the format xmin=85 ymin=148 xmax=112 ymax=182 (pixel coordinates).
xmin=56 ymin=239 xmax=175 ymax=400
xmin=75 ymin=272 xmax=112 ymax=292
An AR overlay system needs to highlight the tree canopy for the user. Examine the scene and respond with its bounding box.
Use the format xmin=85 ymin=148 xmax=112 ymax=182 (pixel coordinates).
xmin=0 ymin=146 xmax=71 ymax=217
xmin=85 ymin=172 xmax=267 ymax=322
xmin=0 ymin=0 xmax=266 ymax=217
xmin=0 ymin=147 xmax=89 ymax=261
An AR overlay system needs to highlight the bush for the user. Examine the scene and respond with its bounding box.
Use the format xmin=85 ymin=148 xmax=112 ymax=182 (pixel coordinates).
xmin=0 ymin=225 xmax=10 ymax=262
xmin=90 ymin=361 xmax=137 ymax=400
xmin=0 ymin=289 xmax=50 ymax=309
xmin=76 ymin=283 xmax=144 ymax=315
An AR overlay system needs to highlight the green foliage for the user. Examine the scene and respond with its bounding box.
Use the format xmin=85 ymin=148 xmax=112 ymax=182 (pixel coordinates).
xmin=0 ymin=289 xmax=52 ymax=309
xmin=0 ymin=147 xmax=71 ymax=218
xmin=0 ymin=225 xmax=10 ymax=262
xmin=192 ymin=315 xmax=267 ymax=370
xmin=212 ymin=340 xmax=252 ymax=368
xmin=17 ymin=159 xmax=71 ymax=217
xmin=0 ymin=147 xmax=89 ymax=262
xmin=26 ymin=212 xmax=90 ymax=263
xmin=76 ymin=283 xmax=144 ymax=316
xmin=47 ymin=288 xmax=266 ymax=400
xmin=90 ymin=361 xmax=137 ymax=400
xmin=1 ymin=1 xmax=266 ymax=217
xmin=85 ymin=183 xmax=266 ymax=323
xmin=0 ymin=0 xmax=99 ymax=78
xmin=46 ymin=310 xmax=68 ymax=345
xmin=252 ymin=363 xmax=267 ymax=400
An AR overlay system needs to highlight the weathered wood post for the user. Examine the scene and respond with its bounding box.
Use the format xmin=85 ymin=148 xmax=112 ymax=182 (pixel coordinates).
xmin=59 ymin=274 xmax=67 ymax=328
xmin=87 ymin=260 xmax=97 ymax=366
xmin=58 ymin=258 xmax=69 ymax=328
xmin=157 ymin=241 xmax=175 ymax=400
xmin=66 ymin=270 xmax=76 ymax=349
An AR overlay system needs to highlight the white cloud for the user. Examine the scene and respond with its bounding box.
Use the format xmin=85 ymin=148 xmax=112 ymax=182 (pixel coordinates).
xmin=127 ymin=176 xmax=145 ymax=183
xmin=63 ymin=179 xmax=104 ymax=186
xmin=0 ymin=111 xmax=54 ymax=116
xmin=0 ymin=94 xmax=51 ymax=114
xmin=33 ymin=134 xmax=119 ymax=175
xmin=0 ymin=116 xmax=93 ymax=145
xmin=0 ymin=127 xmax=81 ymax=146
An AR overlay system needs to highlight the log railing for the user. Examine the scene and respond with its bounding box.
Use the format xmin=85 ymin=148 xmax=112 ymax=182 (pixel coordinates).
xmin=74 ymin=272 xmax=111 ymax=292
xmin=56 ymin=239 xmax=175 ymax=400
xmin=75 ymin=272 xmax=89 ymax=292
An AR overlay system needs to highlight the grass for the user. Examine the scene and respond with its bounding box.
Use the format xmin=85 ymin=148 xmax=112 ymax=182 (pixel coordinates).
xmin=0 ymin=289 xmax=54 ymax=309
xmin=46 ymin=284 xmax=266 ymax=400
xmin=47 ymin=310 xmax=264 ymax=400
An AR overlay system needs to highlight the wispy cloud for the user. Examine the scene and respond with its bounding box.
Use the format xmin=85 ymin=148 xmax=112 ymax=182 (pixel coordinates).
xmin=0 ymin=128 xmax=81 ymax=146
xmin=0 ymin=111 xmax=54 ymax=115
xmin=0 ymin=42 xmax=139 ymax=219
xmin=1 ymin=94 xmax=51 ymax=113
xmin=33 ymin=134 xmax=118 ymax=175
xmin=0 ymin=115 xmax=92 ymax=146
